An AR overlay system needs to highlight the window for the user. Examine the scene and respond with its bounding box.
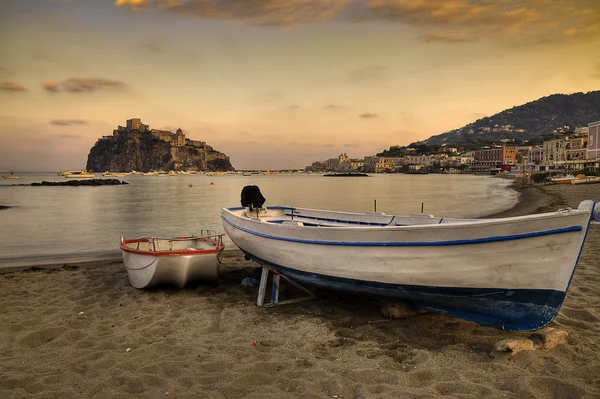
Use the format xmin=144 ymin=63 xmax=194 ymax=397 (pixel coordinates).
xmin=591 ymin=134 xmax=594 ymax=147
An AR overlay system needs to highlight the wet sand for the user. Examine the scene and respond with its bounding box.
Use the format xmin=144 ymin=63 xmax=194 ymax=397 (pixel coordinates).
xmin=1 ymin=184 xmax=599 ymax=398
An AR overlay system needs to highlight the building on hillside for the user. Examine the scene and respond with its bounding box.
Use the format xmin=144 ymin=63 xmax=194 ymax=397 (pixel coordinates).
xmin=469 ymin=145 xmax=516 ymax=174
xmin=363 ymin=156 xmax=381 ymax=173
xmin=588 ymin=121 xmax=600 ymax=166
xmin=542 ymin=139 xmax=567 ymax=170
xmin=325 ymin=153 xmax=350 ymax=171
xmin=404 ymin=155 xmax=432 ymax=166
xmin=514 ymin=146 xmax=532 ymax=165
xmin=340 ymin=158 xmax=365 ymax=171
xmin=575 ymin=127 xmax=589 ymax=136
xmin=565 ymin=136 xmax=588 ymax=170
xmin=528 ymin=145 xmax=543 ymax=168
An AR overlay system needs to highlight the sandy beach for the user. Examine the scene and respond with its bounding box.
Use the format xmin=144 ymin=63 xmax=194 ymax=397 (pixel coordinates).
xmin=1 ymin=184 xmax=599 ymax=398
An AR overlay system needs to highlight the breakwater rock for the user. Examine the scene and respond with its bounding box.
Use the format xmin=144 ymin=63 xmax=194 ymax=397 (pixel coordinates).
xmin=31 ymin=179 xmax=128 ymax=187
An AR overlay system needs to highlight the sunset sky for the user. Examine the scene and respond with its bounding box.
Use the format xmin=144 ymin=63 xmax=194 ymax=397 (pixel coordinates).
xmin=1 ymin=0 xmax=599 ymax=171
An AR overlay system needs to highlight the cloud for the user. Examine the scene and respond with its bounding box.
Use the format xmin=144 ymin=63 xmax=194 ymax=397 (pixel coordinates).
xmin=42 ymin=78 xmax=127 ymax=93
xmin=421 ymin=32 xmax=471 ymax=43
xmin=344 ymin=143 xmax=360 ymax=148
xmin=255 ymin=90 xmax=286 ymax=103
xmin=50 ymin=119 xmax=89 ymax=126
xmin=56 ymin=134 xmax=82 ymax=139
xmin=359 ymin=113 xmax=378 ymax=119
xmin=366 ymin=0 xmax=600 ymax=43
xmin=115 ymin=0 xmax=348 ymax=26
xmin=324 ymin=104 xmax=349 ymax=110
xmin=349 ymin=65 xmax=387 ymax=83
xmin=111 ymin=0 xmax=600 ymax=44
xmin=0 ymin=82 xmax=28 ymax=92
xmin=140 ymin=39 xmax=168 ymax=54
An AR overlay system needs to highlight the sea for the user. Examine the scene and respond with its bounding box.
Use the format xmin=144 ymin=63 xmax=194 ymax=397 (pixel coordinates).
xmin=0 ymin=173 xmax=519 ymax=268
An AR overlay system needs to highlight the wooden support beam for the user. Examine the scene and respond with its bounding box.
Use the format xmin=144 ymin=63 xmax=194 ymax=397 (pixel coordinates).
xmin=256 ymin=266 xmax=316 ymax=308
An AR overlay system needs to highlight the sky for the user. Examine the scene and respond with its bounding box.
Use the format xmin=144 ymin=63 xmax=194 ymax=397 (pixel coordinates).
xmin=1 ymin=0 xmax=599 ymax=171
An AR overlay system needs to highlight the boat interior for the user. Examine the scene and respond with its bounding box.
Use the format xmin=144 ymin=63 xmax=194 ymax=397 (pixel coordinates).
xmin=121 ymin=232 xmax=223 ymax=252
xmin=228 ymin=206 xmax=480 ymax=227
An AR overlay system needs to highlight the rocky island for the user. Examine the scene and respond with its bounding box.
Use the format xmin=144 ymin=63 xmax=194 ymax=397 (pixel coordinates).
xmin=86 ymin=118 xmax=235 ymax=172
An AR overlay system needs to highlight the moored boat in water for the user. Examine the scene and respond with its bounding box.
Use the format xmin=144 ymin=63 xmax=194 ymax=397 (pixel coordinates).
xmin=2 ymin=169 xmax=20 ymax=179
xmin=222 ymin=195 xmax=599 ymax=331
xmin=64 ymin=170 xmax=95 ymax=178
xmin=120 ymin=231 xmax=225 ymax=289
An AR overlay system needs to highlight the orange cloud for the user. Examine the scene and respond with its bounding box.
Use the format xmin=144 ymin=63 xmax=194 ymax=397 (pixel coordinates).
xmin=43 ymin=78 xmax=127 ymax=93
xmin=112 ymin=0 xmax=600 ymax=43
xmin=115 ymin=0 xmax=348 ymax=26
xmin=0 ymin=82 xmax=28 ymax=92
xmin=367 ymin=0 xmax=600 ymax=43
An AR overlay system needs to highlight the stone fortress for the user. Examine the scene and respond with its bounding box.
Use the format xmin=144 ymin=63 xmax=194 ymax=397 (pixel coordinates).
xmin=90 ymin=118 xmax=233 ymax=172
xmin=111 ymin=118 xmax=207 ymax=149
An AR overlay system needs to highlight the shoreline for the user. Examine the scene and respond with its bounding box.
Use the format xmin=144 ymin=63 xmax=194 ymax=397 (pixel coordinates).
xmin=486 ymin=180 xmax=564 ymax=219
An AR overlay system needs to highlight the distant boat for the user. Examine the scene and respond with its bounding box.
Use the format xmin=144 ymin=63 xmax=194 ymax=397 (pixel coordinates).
xmin=243 ymin=172 xmax=252 ymax=176
xmin=323 ymin=172 xmax=369 ymax=177
xmin=64 ymin=170 xmax=95 ymax=178
xmin=102 ymin=172 xmax=130 ymax=177
xmin=2 ymin=169 xmax=20 ymax=179
xmin=143 ymin=171 xmax=158 ymax=176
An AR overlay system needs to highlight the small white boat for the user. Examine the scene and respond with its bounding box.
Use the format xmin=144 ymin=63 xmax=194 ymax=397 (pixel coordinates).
xmin=222 ymin=200 xmax=599 ymax=331
xmin=572 ymin=176 xmax=600 ymax=185
xmin=156 ymin=171 xmax=176 ymax=177
xmin=64 ymin=170 xmax=95 ymax=178
xmin=102 ymin=172 xmax=130 ymax=177
xmin=2 ymin=169 xmax=20 ymax=179
xmin=551 ymin=174 xmax=575 ymax=184
xmin=120 ymin=231 xmax=225 ymax=289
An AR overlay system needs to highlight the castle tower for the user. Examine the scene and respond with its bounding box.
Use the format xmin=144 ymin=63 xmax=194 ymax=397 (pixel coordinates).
xmin=176 ymin=128 xmax=185 ymax=146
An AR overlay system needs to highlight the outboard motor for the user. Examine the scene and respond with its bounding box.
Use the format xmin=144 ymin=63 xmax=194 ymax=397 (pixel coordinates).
xmin=241 ymin=185 xmax=266 ymax=210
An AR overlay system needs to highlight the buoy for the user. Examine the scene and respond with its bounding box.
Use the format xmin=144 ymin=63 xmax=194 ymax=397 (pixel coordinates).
xmin=210 ymin=182 xmax=214 ymax=185
xmin=188 ymin=184 xmax=193 ymax=187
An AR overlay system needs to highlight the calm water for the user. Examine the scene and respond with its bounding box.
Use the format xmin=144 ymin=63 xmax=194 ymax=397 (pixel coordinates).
xmin=0 ymin=173 xmax=518 ymax=268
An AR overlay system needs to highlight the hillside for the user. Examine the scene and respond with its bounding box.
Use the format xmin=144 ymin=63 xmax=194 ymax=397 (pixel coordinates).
xmin=416 ymin=91 xmax=600 ymax=147
xmin=86 ymin=131 xmax=234 ymax=172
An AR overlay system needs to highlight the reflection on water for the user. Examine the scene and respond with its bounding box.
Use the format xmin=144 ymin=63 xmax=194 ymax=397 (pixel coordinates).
xmin=0 ymin=173 xmax=518 ymax=267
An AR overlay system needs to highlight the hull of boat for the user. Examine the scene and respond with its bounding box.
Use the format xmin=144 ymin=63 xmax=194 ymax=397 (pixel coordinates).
xmin=65 ymin=174 xmax=95 ymax=178
xmin=222 ymin=202 xmax=596 ymax=330
xmin=2 ymin=176 xmax=20 ymax=179
xmin=121 ymin=236 xmax=224 ymax=289
xmin=572 ymin=176 xmax=600 ymax=185
xmin=122 ymin=251 xmax=221 ymax=289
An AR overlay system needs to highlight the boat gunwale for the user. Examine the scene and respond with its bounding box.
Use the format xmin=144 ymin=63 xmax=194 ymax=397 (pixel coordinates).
xmin=120 ymin=237 xmax=224 ymax=257
xmin=221 ymin=205 xmax=593 ymax=231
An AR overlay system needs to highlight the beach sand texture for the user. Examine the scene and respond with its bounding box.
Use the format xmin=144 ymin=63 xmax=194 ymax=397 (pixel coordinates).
xmin=1 ymin=184 xmax=599 ymax=398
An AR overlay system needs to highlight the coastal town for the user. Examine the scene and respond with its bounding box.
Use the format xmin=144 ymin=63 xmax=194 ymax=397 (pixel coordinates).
xmin=306 ymin=120 xmax=600 ymax=176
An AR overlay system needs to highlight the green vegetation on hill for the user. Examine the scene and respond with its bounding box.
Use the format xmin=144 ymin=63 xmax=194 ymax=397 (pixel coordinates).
xmin=417 ymin=90 xmax=600 ymax=147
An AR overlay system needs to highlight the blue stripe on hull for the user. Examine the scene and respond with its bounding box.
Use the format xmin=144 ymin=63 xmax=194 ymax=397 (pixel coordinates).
xmin=241 ymin=251 xmax=565 ymax=331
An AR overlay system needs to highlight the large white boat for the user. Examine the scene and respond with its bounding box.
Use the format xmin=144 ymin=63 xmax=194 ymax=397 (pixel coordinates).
xmin=120 ymin=232 xmax=225 ymax=289
xmin=222 ymin=200 xmax=598 ymax=331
